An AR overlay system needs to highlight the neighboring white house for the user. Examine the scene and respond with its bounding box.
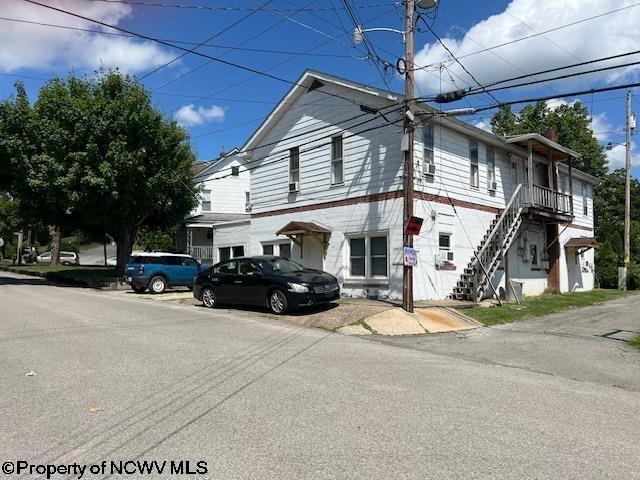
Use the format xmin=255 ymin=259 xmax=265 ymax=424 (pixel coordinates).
xmin=177 ymin=150 xmax=251 ymax=262
xmin=204 ymin=70 xmax=599 ymax=301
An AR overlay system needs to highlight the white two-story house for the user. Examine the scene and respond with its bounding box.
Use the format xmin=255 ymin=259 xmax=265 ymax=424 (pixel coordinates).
xmin=208 ymin=70 xmax=599 ymax=301
xmin=177 ymin=150 xmax=251 ymax=262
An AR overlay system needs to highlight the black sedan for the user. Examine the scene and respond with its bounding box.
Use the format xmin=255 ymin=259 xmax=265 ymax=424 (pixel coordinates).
xmin=193 ymin=256 xmax=340 ymax=314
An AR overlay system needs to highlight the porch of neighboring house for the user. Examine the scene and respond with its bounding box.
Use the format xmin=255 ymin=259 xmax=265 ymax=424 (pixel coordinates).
xmin=185 ymin=224 xmax=214 ymax=262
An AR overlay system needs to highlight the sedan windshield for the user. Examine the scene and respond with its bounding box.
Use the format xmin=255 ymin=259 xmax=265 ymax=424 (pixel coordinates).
xmin=262 ymin=258 xmax=304 ymax=273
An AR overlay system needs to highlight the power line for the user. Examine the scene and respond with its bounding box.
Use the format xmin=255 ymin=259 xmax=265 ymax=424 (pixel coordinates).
xmin=454 ymin=2 xmax=640 ymax=63
xmin=468 ymin=49 xmax=640 ymax=92
xmin=422 ymin=22 xmax=502 ymax=105
xmin=0 ymin=16 xmax=353 ymax=58
xmin=139 ymin=0 xmax=278 ymax=81
xmin=467 ymin=59 xmax=640 ymax=97
xmin=21 ymin=0 xmax=382 ymax=110
xmin=88 ymin=0 xmax=397 ymax=12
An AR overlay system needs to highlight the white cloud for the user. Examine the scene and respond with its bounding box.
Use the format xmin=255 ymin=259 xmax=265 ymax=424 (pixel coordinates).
xmin=472 ymin=119 xmax=492 ymax=132
xmin=415 ymin=0 xmax=640 ymax=95
xmin=606 ymin=142 xmax=640 ymax=171
xmin=175 ymin=104 xmax=226 ymax=126
xmin=0 ymin=0 xmax=175 ymax=74
xmin=590 ymin=112 xmax=615 ymax=141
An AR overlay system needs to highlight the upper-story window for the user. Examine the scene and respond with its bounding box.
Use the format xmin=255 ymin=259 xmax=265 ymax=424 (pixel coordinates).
xmin=201 ymin=189 xmax=211 ymax=211
xmin=231 ymin=166 xmax=239 ymax=176
xmin=487 ymin=146 xmax=496 ymax=190
xmin=581 ymin=181 xmax=588 ymax=216
xmin=289 ymin=147 xmax=300 ymax=190
xmin=469 ymin=139 xmax=479 ymax=188
xmin=423 ymin=123 xmax=434 ymax=175
xmin=331 ymin=135 xmax=344 ymax=185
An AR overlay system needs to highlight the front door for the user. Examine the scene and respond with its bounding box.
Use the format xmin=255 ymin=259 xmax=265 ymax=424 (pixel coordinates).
xmin=302 ymin=235 xmax=324 ymax=271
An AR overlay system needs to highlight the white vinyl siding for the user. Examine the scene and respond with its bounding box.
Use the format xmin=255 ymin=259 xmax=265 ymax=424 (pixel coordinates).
xmin=331 ymin=135 xmax=344 ymax=185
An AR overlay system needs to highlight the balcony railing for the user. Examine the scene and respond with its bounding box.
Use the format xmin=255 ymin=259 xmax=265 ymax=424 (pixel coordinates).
xmin=524 ymin=184 xmax=573 ymax=216
xmin=189 ymin=245 xmax=213 ymax=260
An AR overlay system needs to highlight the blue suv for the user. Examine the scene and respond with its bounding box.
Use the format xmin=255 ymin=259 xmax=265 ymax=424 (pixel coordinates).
xmin=124 ymin=253 xmax=201 ymax=294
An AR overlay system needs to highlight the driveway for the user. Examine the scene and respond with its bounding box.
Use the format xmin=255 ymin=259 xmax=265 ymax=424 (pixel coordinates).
xmin=369 ymin=294 xmax=640 ymax=391
xmin=1 ymin=271 xmax=639 ymax=479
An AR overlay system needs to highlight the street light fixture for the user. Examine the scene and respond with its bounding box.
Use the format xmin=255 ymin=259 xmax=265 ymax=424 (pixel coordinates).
xmin=352 ymin=25 xmax=406 ymax=45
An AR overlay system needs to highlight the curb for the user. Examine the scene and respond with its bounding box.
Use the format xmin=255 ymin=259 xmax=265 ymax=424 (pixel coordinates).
xmin=0 ymin=266 xmax=128 ymax=290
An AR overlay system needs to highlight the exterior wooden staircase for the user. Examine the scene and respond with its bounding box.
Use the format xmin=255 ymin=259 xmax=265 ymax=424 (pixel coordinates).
xmin=451 ymin=184 xmax=524 ymax=302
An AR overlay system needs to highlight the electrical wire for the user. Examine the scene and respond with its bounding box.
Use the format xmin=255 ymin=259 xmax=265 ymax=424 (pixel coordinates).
xmin=0 ymin=16 xmax=354 ymax=58
xmin=88 ymin=0 xmax=397 ymax=12
xmin=20 ymin=0 xmax=384 ymax=111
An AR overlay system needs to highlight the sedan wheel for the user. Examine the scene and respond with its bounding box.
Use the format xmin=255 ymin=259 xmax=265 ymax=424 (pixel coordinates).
xmin=202 ymin=287 xmax=217 ymax=308
xmin=149 ymin=276 xmax=167 ymax=294
xmin=268 ymin=290 xmax=288 ymax=315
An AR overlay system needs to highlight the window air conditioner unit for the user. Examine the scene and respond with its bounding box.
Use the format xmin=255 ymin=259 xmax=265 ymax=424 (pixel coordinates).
xmin=434 ymin=253 xmax=442 ymax=265
xmin=425 ymin=163 xmax=436 ymax=176
xmin=289 ymin=182 xmax=299 ymax=192
xmin=446 ymin=251 xmax=454 ymax=262
xmin=489 ymin=181 xmax=497 ymax=191
xmin=245 ymin=202 xmax=252 ymax=212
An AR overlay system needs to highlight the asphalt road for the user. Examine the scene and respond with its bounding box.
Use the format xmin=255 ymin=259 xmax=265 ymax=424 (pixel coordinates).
xmin=1 ymin=270 xmax=639 ymax=480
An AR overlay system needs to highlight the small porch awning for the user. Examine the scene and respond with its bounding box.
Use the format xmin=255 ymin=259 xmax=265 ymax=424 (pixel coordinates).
xmin=565 ymin=237 xmax=599 ymax=250
xmin=504 ymin=133 xmax=581 ymax=162
xmin=186 ymin=223 xmax=215 ymax=228
xmin=276 ymin=221 xmax=331 ymax=236
xmin=276 ymin=221 xmax=331 ymax=258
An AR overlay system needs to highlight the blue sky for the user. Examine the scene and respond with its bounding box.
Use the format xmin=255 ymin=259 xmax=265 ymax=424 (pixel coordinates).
xmin=1 ymin=0 xmax=639 ymax=176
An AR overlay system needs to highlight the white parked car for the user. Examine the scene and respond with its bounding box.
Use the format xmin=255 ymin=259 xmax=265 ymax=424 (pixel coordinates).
xmin=106 ymin=256 xmax=117 ymax=266
xmin=37 ymin=251 xmax=80 ymax=266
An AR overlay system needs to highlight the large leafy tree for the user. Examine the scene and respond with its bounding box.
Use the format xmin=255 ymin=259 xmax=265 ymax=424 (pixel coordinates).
xmin=491 ymin=101 xmax=607 ymax=178
xmin=1 ymin=71 xmax=198 ymax=272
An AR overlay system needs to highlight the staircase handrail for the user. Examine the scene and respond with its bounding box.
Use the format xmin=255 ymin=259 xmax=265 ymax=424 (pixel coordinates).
xmin=472 ymin=184 xmax=523 ymax=267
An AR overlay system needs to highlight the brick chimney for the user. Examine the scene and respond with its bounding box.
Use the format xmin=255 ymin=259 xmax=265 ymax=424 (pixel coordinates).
xmin=543 ymin=129 xmax=557 ymax=142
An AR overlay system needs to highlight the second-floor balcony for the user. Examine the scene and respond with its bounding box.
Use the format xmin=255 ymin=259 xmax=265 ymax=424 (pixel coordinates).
xmin=523 ymin=184 xmax=573 ymax=220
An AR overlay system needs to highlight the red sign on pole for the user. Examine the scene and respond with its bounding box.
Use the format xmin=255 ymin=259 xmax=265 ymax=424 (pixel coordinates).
xmin=405 ymin=216 xmax=423 ymax=236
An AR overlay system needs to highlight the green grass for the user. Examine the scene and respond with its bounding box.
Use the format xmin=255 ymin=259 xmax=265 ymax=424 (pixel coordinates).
xmin=629 ymin=334 xmax=640 ymax=351
xmin=463 ymin=290 xmax=634 ymax=326
xmin=1 ymin=262 xmax=118 ymax=278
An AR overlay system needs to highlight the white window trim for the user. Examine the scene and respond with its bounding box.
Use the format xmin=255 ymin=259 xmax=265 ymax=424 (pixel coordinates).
xmin=423 ymin=123 xmax=435 ymax=176
xmin=438 ymin=231 xmax=453 ymax=251
xmin=260 ymin=240 xmax=291 ymax=257
xmin=486 ymin=146 xmax=496 ymax=190
xmin=330 ymin=135 xmax=344 ymax=186
xmin=201 ymin=189 xmax=212 ymax=212
xmin=344 ymin=232 xmax=389 ymax=281
xmin=289 ymin=147 xmax=300 ymax=188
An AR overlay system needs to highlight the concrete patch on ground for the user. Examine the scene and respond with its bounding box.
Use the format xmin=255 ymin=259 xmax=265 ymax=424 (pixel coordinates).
xmin=336 ymin=324 xmax=372 ymax=335
xmin=414 ymin=307 xmax=480 ymax=333
xmin=365 ymin=309 xmax=426 ymax=336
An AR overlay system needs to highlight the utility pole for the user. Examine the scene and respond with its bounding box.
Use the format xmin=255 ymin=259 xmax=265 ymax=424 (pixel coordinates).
xmin=402 ymin=0 xmax=416 ymax=312
xmin=620 ymin=90 xmax=632 ymax=290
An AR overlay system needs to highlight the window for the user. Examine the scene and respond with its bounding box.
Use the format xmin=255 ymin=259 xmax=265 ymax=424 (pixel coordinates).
xmin=469 ymin=140 xmax=479 ymax=188
xmin=439 ymin=233 xmax=451 ymax=251
xmin=289 ymin=147 xmax=300 ymax=187
xmin=215 ymin=260 xmax=237 ymax=274
xmin=262 ymin=244 xmax=274 ymax=255
xmin=487 ymin=146 xmax=496 ymax=189
xmin=245 ymin=191 xmax=251 ymax=212
xmin=206 ymin=229 xmax=213 ymax=240
xmin=348 ymin=235 xmax=388 ymax=278
xmin=238 ymin=260 xmax=260 ymax=276
xmin=582 ymin=182 xmax=588 ymax=216
xmin=231 ymin=166 xmax=239 ymax=176
xmin=331 ymin=135 xmax=344 ymax=185
xmin=530 ymin=244 xmax=539 ymax=266
xmin=279 ymin=243 xmax=291 ymax=259
xmin=180 ymin=257 xmax=198 ymax=266
xmin=349 ymin=238 xmax=366 ymax=277
xmin=423 ymin=123 xmax=434 ymax=173
xmin=370 ymin=236 xmax=387 ymax=277
xmin=201 ymin=189 xmax=211 ymax=211
xmin=218 ymin=246 xmax=244 ymax=262
xmin=219 ymin=247 xmax=230 ymax=262
xmin=511 ymin=161 xmax=518 ymax=184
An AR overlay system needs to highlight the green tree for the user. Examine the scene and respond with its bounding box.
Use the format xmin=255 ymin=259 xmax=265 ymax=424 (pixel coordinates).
xmin=490 ymin=101 xmax=607 ymax=177
xmin=135 ymin=226 xmax=177 ymax=253
xmin=1 ymin=71 xmax=198 ymax=272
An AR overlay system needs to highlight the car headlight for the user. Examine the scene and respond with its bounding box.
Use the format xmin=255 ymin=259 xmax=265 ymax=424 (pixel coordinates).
xmin=287 ymin=282 xmax=309 ymax=293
